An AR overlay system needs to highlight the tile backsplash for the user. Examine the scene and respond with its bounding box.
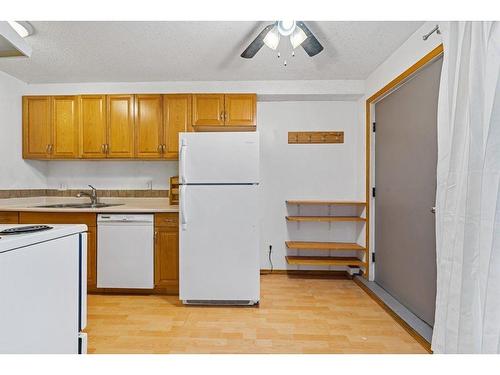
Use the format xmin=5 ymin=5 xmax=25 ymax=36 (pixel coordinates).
xmin=0 ymin=189 xmax=169 ymax=199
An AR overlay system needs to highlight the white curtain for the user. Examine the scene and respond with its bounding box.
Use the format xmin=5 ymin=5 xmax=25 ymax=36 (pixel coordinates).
xmin=432 ymin=21 xmax=500 ymax=353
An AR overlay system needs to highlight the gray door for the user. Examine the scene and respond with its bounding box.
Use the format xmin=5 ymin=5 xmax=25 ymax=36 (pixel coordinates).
xmin=374 ymin=56 xmax=442 ymax=326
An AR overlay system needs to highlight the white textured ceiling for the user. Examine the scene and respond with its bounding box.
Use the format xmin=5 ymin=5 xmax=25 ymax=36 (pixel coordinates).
xmin=0 ymin=21 xmax=424 ymax=83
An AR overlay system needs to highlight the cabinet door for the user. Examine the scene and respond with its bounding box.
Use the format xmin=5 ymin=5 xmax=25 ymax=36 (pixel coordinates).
xmin=22 ymin=96 xmax=51 ymax=159
xmin=224 ymin=94 xmax=256 ymax=127
xmin=163 ymin=94 xmax=192 ymax=159
xmin=0 ymin=212 xmax=19 ymax=224
xmin=80 ymin=95 xmax=107 ymax=158
xmin=154 ymin=213 xmax=179 ymax=293
xmin=192 ymin=94 xmax=225 ymax=126
xmin=135 ymin=94 xmax=163 ymax=159
xmin=107 ymin=95 xmax=135 ymax=158
xmin=51 ymin=96 xmax=79 ymax=158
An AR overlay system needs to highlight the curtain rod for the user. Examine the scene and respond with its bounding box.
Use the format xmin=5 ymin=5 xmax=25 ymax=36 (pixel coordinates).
xmin=423 ymin=24 xmax=441 ymax=41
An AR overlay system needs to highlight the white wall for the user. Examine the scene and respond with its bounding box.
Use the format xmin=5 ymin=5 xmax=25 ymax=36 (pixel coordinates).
xmin=24 ymin=80 xmax=364 ymax=97
xmin=259 ymin=101 xmax=363 ymax=270
xmin=45 ymin=161 xmax=178 ymax=190
xmin=0 ymin=71 xmax=47 ymax=189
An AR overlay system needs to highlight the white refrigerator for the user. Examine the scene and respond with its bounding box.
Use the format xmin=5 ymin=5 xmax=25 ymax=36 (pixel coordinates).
xmin=179 ymin=132 xmax=260 ymax=305
xmin=0 ymin=224 xmax=87 ymax=354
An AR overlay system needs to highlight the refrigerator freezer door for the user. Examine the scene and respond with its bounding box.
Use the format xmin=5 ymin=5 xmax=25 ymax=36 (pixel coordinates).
xmin=179 ymin=132 xmax=259 ymax=184
xmin=179 ymin=185 xmax=259 ymax=302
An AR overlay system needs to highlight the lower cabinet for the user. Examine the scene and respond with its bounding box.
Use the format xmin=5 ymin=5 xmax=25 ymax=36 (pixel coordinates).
xmin=0 ymin=211 xmax=19 ymax=224
xmin=154 ymin=213 xmax=179 ymax=294
xmin=10 ymin=211 xmax=179 ymax=294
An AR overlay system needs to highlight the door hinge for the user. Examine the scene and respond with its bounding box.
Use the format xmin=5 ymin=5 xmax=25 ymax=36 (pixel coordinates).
xmin=372 ymin=187 xmax=376 ymax=198
xmin=372 ymin=122 xmax=376 ymax=132
xmin=371 ymin=253 xmax=376 ymax=263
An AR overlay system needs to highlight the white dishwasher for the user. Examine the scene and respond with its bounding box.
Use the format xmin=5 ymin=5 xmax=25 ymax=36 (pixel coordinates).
xmin=97 ymin=214 xmax=154 ymax=289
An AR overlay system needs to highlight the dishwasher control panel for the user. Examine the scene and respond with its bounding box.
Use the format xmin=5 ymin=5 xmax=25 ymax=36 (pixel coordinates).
xmin=97 ymin=214 xmax=154 ymax=223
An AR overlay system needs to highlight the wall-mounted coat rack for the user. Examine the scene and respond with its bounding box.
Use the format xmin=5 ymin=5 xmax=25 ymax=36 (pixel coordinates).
xmin=288 ymin=131 xmax=344 ymax=144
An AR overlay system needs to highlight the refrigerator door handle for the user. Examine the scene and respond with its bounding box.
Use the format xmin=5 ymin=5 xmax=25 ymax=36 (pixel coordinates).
xmin=180 ymin=139 xmax=188 ymax=184
xmin=180 ymin=185 xmax=187 ymax=231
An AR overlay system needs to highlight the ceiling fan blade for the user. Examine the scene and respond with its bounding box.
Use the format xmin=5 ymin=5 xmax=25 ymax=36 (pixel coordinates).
xmin=241 ymin=24 xmax=275 ymax=59
xmin=296 ymin=21 xmax=324 ymax=57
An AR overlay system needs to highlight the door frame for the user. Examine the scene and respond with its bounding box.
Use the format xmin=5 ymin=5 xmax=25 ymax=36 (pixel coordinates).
xmin=365 ymin=44 xmax=444 ymax=280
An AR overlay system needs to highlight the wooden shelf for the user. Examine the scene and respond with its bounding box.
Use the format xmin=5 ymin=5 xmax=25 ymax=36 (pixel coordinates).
xmin=286 ymin=200 xmax=366 ymax=206
xmin=286 ymin=216 xmax=366 ymax=222
xmin=286 ymin=256 xmax=364 ymax=267
xmin=285 ymin=198 xmax=368 ymax=275
xmin=286 ymin=241 xmax=366 ymax=251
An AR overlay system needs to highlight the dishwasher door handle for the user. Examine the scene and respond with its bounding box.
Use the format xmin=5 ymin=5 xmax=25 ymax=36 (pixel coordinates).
xmin=98 ymin=220 xmax=152 ymax=224
xmin=97 ymin=215 xmax=154 ymax=224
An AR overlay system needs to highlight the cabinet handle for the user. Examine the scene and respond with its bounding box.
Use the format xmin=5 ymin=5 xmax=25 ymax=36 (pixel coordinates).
xmin=105 ymin=144 xmax=109 ymax=154
xmin=162 ymin=144 xmax=166 ymax=153
xmin=101 ymin=144 xmax=106 ymax=154
xmin=224 ymin=111 xmax=227 ymax=122
xmin=46 ymin=144 xmax=51 ymax=153
xmin=220 ymin=111 xmax=224 ymax=121
xmin=158 ymin=144 xmax=162 ymax=153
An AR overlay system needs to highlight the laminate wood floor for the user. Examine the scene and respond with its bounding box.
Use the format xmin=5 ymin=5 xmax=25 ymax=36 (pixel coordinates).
xmin=86 ymin=274 xmax=427 ymax=354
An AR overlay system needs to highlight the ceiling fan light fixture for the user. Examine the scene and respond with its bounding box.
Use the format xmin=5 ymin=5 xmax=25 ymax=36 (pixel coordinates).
xmin=277 ymin=21 xmax=296 ymax=36
xmin=263 ymin=26 xmax=280 ymax=50
xmin=7 ymin=21 xmax=34 ymax=38
xmin=290 ymin=26 xmax=307 ymax=49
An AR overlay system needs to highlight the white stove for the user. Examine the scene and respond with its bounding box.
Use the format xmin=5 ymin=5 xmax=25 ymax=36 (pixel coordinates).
xmin=0 ymin=224 xmax=88 ymax=354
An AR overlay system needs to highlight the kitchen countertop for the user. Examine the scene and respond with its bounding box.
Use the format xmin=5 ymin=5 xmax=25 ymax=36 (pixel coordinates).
xmin=0 ymin=197 xmax=179 ymax=213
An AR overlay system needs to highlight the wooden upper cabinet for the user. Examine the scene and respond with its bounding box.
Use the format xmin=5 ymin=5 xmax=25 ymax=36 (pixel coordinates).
xmin=79 ymin=95 xmax=107 ymax=158
xmin=135 ymin=95 xmax=163 ymax=159
xmin=192 ymin=94 xmax=256 ymax=129
xmin=22 ymin=92 xmax=257 ymax=160
xmin=51 ymin=96 xmax=79 ymax=158
xmin=107 ymin=95 xmax=135 ymax=158
xmin=192 ymin=94 xmax=225 ymax=126
xmin=163 ymin=94 xmax=192 ymax=159
xmin=22 ymin=96 xmax=52 ymax=159
xmin=225 ymin=94 xmax=256 ymax=127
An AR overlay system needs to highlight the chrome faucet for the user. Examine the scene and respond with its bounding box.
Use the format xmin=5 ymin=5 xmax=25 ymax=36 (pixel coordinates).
xmin=77 ymin=185 xmax=99 ymax=206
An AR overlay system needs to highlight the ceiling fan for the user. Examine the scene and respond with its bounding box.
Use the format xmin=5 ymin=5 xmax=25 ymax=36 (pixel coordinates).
xmin=241 ymin=21 xmax=324 ymax=59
